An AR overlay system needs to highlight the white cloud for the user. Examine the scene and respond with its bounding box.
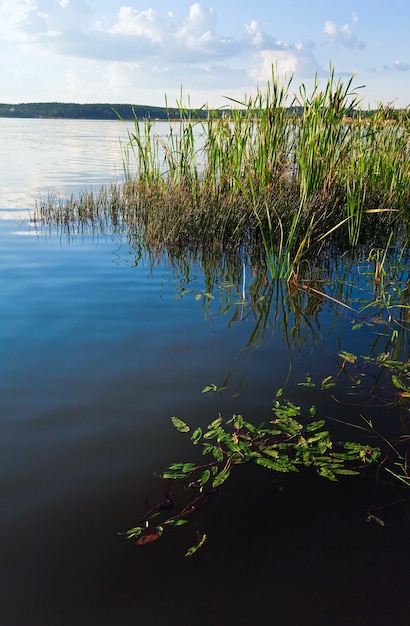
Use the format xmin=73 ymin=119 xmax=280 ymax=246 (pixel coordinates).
xmin=3 ymin=1 xmax=241 ymax=63
xmin=324 ymin=20 xmax=365 ymax=50
xmin=108 ymin=7 xmax=162 ymax=42
xmin=245 ymin=20 xmax=283 ymax=50
xmin=251 ymin=42 xmax=321 ymax=82
xmin=394 ymin=60 xmax=410 ymax=71
xmin=176 ymin=2 xmax=217 ymax=39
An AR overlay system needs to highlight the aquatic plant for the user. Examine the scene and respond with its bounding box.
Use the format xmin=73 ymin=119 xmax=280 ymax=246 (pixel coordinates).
xmin=122 ymin=338 xmax=410 ymax=556
xmin=34 ymin=68 xmax=410 ymax=278
xmin=122 ymin=385 xmax=382 ymax=555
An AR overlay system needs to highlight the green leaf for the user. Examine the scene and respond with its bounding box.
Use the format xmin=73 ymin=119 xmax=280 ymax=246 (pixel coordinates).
xmin=298 ymin=375 xmax=315 ymax=387
xmin=185 ymin=532 xmax=207 ymax=557
xmin=321 ymin=376 xmax=335 ymax=389
xmin=256 ymin=456 xmax=298 ymax=473
xmin=223 ymin=436 xmax=242 ymax=453
xmin=317 ymin=466 xmax=337 ymax=481
xmin=125 ymin=526 xmax=143 ymax=539
xmin=272 ymin=415 xmax=302 ymax=434
xmin=333 ymin=468 xmax=360 ymax=475
xmin=161 ymin=471 xmax=188 ymax=479
xmin=171 ymin=416 xmax=190 ymax=433
xmin=212 ymin=467 xmax=231 ymax=487
xmin=272 ymin=402 xmax=301 ymax=421
xmin=233 ymin=414 xmax=243 ymax=430
xmin=211 ymin=446 xmax=224 ymax=462
xmin=242 ymin=420 xmax=258 ymax=434
xmin=305 ymin=420 xmax=326 ymax=432
xmin=203 ymin=427 xmax=223 ymax=440
xmin=317 ymin=437 xmax=332 ymax=453
xmin=199 ymin=469 xmax=211 ymax=486
xmin=168 ymin=462 xmax=197 ymax=472
xmin=391 ymin=374 xmax=406 ymax=390
xmin=202 ymin=443 xmax=214 ymax=455
xmin=191 ymin=427 xmax=202 ymax=444
xmin=338 ymin=350 xmax=357 ymax=363
xmin=208 ymin=416 xmax=223 ymax=429
xmin=202 ymin=384 xmax=217 ymax=393
xmin=165 ymin=518 xmax=188 ymax=526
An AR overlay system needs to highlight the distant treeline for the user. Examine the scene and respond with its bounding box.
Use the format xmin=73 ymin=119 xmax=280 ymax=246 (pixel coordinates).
xmin=0 ymin=101 xmax=407 ymax=121
xmin=0 ymin=102 xmax=209 ymax=120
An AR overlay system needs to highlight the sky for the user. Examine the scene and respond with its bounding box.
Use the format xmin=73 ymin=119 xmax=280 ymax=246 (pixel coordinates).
xmin=1 ymin=0 xmax=410 ymax=109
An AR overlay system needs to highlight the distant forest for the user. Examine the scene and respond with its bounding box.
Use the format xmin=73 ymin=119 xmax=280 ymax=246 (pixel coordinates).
xmin=0 ymin=102 xmax=209 ymax=120
xmin=0 ymin=101 xmax=406 ymax=120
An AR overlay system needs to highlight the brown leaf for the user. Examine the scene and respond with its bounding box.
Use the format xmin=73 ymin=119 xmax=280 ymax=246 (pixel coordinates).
xmin=136 ymin=532 xmax=161 ymax=545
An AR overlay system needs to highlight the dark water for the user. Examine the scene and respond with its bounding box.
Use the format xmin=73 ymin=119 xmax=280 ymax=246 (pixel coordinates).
xmin=0 ymin=216 xmax=408 ymax=626
xmin=0 ymin=116 xmax=409 ymax=625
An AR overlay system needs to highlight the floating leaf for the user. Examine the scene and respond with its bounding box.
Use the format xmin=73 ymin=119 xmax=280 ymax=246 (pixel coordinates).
xmin=261 ymin=447 xmax=279 ymax=459
xmin=185 ymin=532 xmax=207 ymax=557
xmin=298 ymin=375 xmax=315 ymax=387
xmin=305 ymin=420 xmax=326 ymax=432
xmin=321 ymin=376 xmax=335 ymax=389
xmin=333 ymin=468 xmax=360 ymax=476
xmin=256 ymin=456 xmax=298 ymax=473
xmin=203 ymin=427 xmax=223 ymax=440
xmin=136 ymin=532 xmax=161 ymax=545
xmin=208 ymin=416 xmax=223 ymax=429
xmin=168 ymin=462 xmax=196 ymax=471
xmin=171 ymin=416 xmax=190 ymax=433
xmin=199 ymin=469 xmax=211 ymax=486
xmin=352 ymin=323 xmax=363 ymax=330
xmin=233 ymin=414 xmax=243 ymax=430
xmin=317 ymin=466 xmax=337 ymax=481
xmin=272 ymin=402 xmax=301 ymax=421
xmin=125 ymin=526 xmax=143 ymax=539
xmin=211 ymin=445 xmax=224 ymax=462
xmin=191 ymin=427 xmax=202 ymax=444
xmin=195 ymin=293 xmax=202 ymax=301
xmin=212 ymin=467 xmax=231 ymax=487
xmin=202 ymin=384 xmax=217 ymax=393
xmin=243 ymin=420 xmax=258 ymax=434
xmin=161 ymin=471 xmax=189 ymax=479
xmin=338 ymin=350 xmax=357 ymax=363
xmin=272 ymin=415 xmax=302 ymax=434
xmin=165 ymin=518 xmax=188 ymax=526
xmin=391 ymin=374 xmax=406 ymax=390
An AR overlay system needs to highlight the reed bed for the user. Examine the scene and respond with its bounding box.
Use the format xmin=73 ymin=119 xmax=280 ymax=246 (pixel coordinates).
xmin=34 ymin=68 xmax=410 ymax=278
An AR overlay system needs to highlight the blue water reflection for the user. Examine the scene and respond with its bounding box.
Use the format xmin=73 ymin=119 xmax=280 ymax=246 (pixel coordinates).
xmin=0 ymin=217 xmax=408 ymax=625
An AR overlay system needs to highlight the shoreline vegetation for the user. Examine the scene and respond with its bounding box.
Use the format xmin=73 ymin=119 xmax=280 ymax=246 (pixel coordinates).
xmin=1 ymin=98 xmax=409 ymax=122
xmin=34 ymin=70 xmax=409 ymax=279
xmin=0 ymin=101 xmax=200 ymax=121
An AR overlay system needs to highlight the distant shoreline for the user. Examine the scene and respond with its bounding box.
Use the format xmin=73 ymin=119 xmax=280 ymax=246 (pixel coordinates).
xmin=0 ymin=102 xmax=405 ymax=121
xmin=0 ymin=102 xmax=210 ymax=120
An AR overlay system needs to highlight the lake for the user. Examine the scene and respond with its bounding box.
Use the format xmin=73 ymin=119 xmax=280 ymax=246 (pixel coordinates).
xmin=0 ymin=118 xmax=408 ymax=626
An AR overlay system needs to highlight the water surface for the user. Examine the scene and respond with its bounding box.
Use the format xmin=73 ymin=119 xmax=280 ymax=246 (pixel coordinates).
xmin=0 ymin=118 xmax=408 ymax=626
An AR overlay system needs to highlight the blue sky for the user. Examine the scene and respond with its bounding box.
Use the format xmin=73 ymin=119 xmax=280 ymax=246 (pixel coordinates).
xmin=1 ymin=0 xmax=409 ymax=108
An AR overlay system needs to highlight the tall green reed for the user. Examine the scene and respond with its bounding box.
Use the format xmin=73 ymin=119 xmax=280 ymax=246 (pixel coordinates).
xmin=40 ymin=69 xmax=410 ymax=277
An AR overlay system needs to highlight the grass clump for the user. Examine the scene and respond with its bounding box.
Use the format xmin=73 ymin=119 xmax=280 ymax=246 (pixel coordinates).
xmin=34 ymin=67 xmax=410 ymax=277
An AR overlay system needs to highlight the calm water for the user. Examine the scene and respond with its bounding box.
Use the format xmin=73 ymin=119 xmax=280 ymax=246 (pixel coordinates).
xmin=0 ymin=119 xmax=408 ymax=625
